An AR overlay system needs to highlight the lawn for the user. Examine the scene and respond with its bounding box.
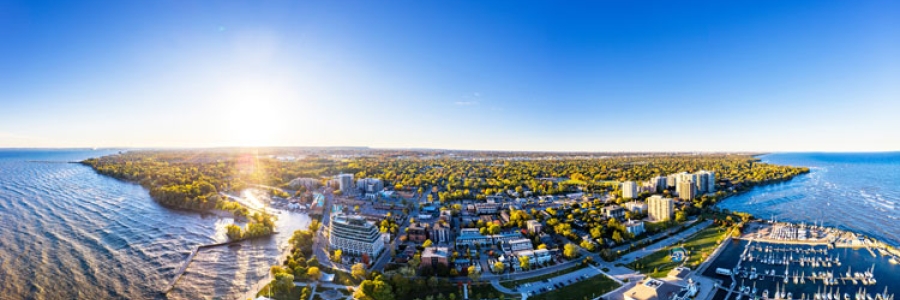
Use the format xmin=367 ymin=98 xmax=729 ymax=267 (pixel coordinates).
xmin=469 ymin=282 xmax=521 ymax=300
xmin=498 ymin=264 xmax=582 ymax=288
xmin=255 ymin=282 xmax=305 ymax=300
xmin=627 ymin=225 xmax=728 ymax=278
xmin=528 ymin=274 xmax=619 ymax=300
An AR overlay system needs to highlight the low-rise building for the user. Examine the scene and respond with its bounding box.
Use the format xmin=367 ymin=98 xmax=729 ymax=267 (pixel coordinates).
xmin=455 ymin=231 xmax=524 ymax=247
xmin=625 ymin=201 xmax=647 ymax=213
xmin=422 ymin=246 xmax=450 ymax=268
xmin=625 ymin=219 xmax=645 ymax=236
xmin=516 ymin=249 xmax=551 ymax=265
xmin=604 ymin=204 xmax=626 ymax=220
xmin=526 ymin=220 xmax=543 ymax=234
xmin=407 ymin=224 xmax=428 ymax=243
xmin=507 ymin=238 xmax=534 ymax=252
xmin=475 ymin=202 xmax=501 ymax=215
xmin=431 ymin=223 xmax=451 ymax=244
xmin=624 ymin=279 xmax=683 ymax=300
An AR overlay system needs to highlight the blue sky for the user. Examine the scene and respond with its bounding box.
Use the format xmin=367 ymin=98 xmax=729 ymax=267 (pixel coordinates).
xmin=0 ymin=1 xmax=897 ymax=151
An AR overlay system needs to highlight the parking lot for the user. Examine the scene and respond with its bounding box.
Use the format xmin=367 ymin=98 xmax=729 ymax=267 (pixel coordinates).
xmin=511 ymin=266 xmax=601 ymax=297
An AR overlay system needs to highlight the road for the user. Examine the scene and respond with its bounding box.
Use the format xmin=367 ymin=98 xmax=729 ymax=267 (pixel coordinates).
xmin=615 ymin=220 xmax=713 ymax=264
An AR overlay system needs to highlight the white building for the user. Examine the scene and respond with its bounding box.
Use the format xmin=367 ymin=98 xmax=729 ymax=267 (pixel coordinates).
xmin=647 ymin=195 xmax=674 ymax=222
xmin=625 ymin=201 xmax=647 ymax=213
xmin=507 ymin=238 xmax=534 ymax=252
xmin=526 ymin=220 xmax=543 ymax=234
xmin=676 ymin=180 xmax=696 ymax=200
xmin=516 ymin=249 xmax=551 ymax=265
xmin=328 ymin=214 xmax=385 ymax=257
xmin=625 ymin=219 xmax=645 ymax=236
xmin=695 ymin=170 xmax=715 ymax=193
xmin=622 ymin=181 xmax=638 ymax=199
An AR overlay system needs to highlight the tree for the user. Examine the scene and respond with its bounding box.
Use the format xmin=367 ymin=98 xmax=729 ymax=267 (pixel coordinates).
xmin=272 ymin=272 xmax=295 ymax=295
xmin=423 ymin=239 xmax=433 ymax=248
xmin=492 ymin=261 xmax=505 ymax=273
xmin=309 ymin=219 xmax=321 ymax=232
xmin=352 ymin=263 xmax=367 ymax=280
xmin=307 ymin=267 xmax=321 ymax=280
xmin=467 ymin=265 xmax=480 ymax=282
xmin=564 ymin=243 xmax=579 ymax=259
xmin=300 ymin=286 xmax=312 ymax=299
xmin=519 ymin=256 xmax=531 ymax=270
xmin=612 ymin=231 xmax=624 ymax=244
xmin=333 ymin=249 xmax=343 ymax=263
xmin=675 ymin=211 xmax=687 ymax=223
xmin=580 ymin=240 xmax=596 ymax=251
xmin=225 ymin=224 xmax=242 ymax=240
xmin=427 ymin=276 xmax=439 ymax=289
xmin=488 ymin=224 xmax=501 ymax=235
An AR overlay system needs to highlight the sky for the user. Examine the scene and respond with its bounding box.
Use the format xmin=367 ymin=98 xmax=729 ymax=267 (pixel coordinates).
xmin=0 ymin=1 xmax=898 ymax=152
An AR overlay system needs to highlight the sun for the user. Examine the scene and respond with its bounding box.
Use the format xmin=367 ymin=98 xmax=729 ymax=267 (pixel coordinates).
xmin=216 ymin=80 xmax=289 ymax=147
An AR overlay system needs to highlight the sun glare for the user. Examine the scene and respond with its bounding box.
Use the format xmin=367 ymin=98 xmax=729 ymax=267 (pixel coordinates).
xmin=217 ymin=80 xmax=290 ymax=147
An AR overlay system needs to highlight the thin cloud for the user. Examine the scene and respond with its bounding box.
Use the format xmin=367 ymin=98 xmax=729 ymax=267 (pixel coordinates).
xmin=454 ymin=101 xmax=479 ymax=106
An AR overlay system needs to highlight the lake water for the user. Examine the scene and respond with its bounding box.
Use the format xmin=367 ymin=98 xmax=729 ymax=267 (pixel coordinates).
xmin=0 ymin=150 xmax=310 ymax=300
xmin=719 ymin=152 xmax=900 ymax=246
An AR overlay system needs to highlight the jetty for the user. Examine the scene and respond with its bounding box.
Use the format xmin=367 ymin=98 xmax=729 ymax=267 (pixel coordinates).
xmin=161 ymin=234 xmax=277 ymax=294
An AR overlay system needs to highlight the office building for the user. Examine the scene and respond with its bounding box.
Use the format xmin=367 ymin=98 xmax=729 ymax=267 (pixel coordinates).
xmin=647 ymin=195 xmax=674 ymax=222
xmin=622 ymin=181 xmax=638 ymax=199
xmin=328 ymin=214 xmax=385 ymax=257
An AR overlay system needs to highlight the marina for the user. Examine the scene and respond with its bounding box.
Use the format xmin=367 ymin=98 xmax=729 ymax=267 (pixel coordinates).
xmin=703 ymin=238 xmax=900 ymax=300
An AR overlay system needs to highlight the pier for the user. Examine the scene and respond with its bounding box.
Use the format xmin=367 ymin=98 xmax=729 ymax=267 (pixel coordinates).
xmin=161 ymin=234 xmax=277 ymax=294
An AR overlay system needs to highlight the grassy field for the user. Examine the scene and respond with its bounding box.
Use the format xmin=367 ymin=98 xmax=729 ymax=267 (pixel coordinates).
xmin=498 ymin=264 xmax=582 ymax=288
xmin=255 ymin=282 xmax=305 ymax=300
xmin=469 ymin=282 xmax=521 ymax=300
xmin=627 ymin=225 xmax=728 ymax=278
xmin=528 ymin=275 xmax=619 ymax=300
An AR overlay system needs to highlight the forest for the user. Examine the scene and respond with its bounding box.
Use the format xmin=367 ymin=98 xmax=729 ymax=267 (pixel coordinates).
xmin=83 ymin=149 xmax=808 ymax=213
